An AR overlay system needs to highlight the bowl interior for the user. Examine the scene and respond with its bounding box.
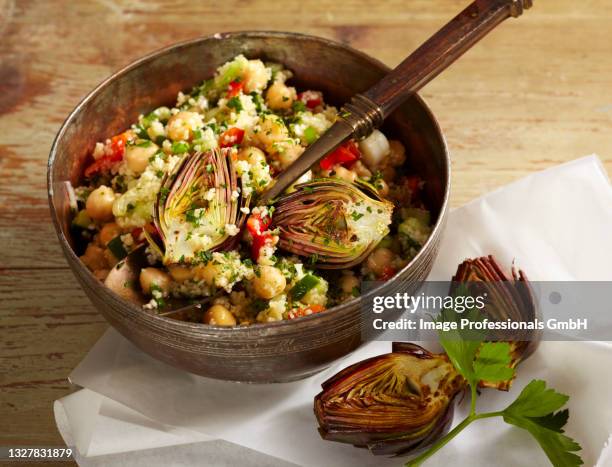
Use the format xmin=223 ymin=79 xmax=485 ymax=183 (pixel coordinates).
xmin=48 ymin=32 xmax=450 ymax=381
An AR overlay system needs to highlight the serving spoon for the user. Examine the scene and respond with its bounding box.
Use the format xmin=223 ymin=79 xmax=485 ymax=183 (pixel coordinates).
xmin=105 ymin=0 xmax=533 ymax=316
xmin=261 ymin=0 xmax=533 ymax=202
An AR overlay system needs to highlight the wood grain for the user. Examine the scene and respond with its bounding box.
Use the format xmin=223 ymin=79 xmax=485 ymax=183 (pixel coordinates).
xmin=1 ymin=0 xmax=610 ymax=454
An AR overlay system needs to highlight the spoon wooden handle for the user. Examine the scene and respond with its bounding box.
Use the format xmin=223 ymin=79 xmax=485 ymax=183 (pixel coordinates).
xmin=258 ymin=1 xmax=533 ymax=203
xmin=364 ymin=0 xmax=533 ymax=119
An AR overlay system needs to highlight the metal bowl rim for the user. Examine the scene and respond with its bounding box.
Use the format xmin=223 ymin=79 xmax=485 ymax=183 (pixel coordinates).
xmin=47 ymin=30 xmax=450 ymax=335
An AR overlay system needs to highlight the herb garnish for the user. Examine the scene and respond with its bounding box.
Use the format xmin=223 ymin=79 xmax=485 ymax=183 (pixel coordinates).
xmin=227 ymin=96 xmax=243 ymax=112
xmin=405 ymin=308 xmax=583 ymax=467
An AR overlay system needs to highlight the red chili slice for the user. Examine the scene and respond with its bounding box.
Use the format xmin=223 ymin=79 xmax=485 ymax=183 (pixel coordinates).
xmin=246 ymin=212 xmax=273 ymax=261
xmin=298 ymin=90 xmax=323 ymax=109
xmin=251 ymin=232 xmax=271 ymax=261
xmin=219 ymin=127 xmax=245 ymax=148
xmin=227 ymin=80 xmax=244 ymax=98
xmin=84 ymin=132 xmax=129 ymax=178
xmin=319 ymin=140 xmax=360 ymax=171
xmin=287 ymin=304 xmax=326 ymax=319
xmin=246 ymin=213 xmax=271 ymax=237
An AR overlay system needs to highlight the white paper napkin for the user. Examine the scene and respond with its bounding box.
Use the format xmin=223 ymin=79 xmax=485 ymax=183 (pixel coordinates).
xmin=55 ymin=155 xmax=612 ymax=467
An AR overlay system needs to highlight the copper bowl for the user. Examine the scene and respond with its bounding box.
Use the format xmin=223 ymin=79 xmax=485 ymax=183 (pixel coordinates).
xmin=48 ymin=32 xmax=450 ymax=382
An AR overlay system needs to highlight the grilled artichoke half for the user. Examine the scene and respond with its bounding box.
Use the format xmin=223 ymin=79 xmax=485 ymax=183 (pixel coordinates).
xmin=314 ymin=342 xmax=466 ymax=457
xmin=152 ymin=148 xmax=249 ymax=264
xmin=271 ymin=178 xmax=394 ymax=269
xmin=451 ymin=255 xmax=541 ymax=390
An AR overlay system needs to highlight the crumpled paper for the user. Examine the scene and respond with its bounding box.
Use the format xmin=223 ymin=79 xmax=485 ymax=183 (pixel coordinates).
xmin=55 ymin=155 xmax=612 ymax=466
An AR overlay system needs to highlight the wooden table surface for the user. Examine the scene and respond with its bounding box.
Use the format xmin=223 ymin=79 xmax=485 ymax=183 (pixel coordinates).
xmin=1 ymin=0 xmax=611 ymax=456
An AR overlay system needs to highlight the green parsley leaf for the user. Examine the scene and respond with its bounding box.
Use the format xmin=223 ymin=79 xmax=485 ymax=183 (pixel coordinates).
xmin=504 ymin=379 xmax=569 ymax=418
xmin=437 ymin=305 xmax=485 ymax=386
xmin=250 ymin=92 xmax=265 ymax=113
xmin=503 ymin=380 xmax=582 ymax=467
xmin=172 ymin=141 xmax=190 ymax=154
xmin=196 ymin=250 xmax=213 ymax=264
xmin=227 ymin=96 xmax=243 ymax=112
xmin=303 ymin=126 xmax=318 ymax=144
xmin=292 ymin=100 xmax=306 ymax=113
xmin=473 ymin=342 xmax=515 ymax=383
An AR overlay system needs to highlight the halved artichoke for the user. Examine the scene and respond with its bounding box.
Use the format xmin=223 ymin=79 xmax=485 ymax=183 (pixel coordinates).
xmin=153 ymin=148 xmax=249 ymax=264
xmin=314 ymin=342 xmax=466 ymax=457
xmin=271 ymin=178 xmax=394 ymax=268
xmin=451 ymin=255 xmax=541 ymax=390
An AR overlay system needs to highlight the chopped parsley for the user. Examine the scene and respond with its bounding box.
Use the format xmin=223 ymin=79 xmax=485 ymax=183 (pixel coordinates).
xmin=159 ymin=186 xmax=170 ymax=202
xmin=227 ymin=96 xmax=243 ymax=112
xmin=303 ymin=126 xmax=318 ymax=145
xmin=292 ymin=100 xmax=306 ymax=113
xmin=172 ymin=141 xmax=190 ymax=154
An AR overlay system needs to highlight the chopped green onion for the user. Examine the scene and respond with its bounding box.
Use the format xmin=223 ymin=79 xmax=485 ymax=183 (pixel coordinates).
xmin=172 ymin=141 xmax=190 ymax=154
xmin=290 ymin=274 xmax=320 ymax=301
xmin=303 ymin=126 xmax=318 ymax=145
xmin=227 ymin=96 xmax=243 ymax=112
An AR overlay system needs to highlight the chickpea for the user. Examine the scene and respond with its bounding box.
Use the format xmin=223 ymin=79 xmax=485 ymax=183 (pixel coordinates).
xmin=80 ymin=244 xmax=107 ymax=271
xmin=366 ymin=247 xmax=395 ymax=276
xmin=237 ymin=146 xmax=267 ymax=166
xmin=340 ymin=274 xmax=360 ymax=294
xmin=86 ymin=186 xmax=116 ymax=222
xmin=168 ymin=264 xmax=195 ymax=282
xmin=99 ymin=222 xmax=122 ymax=246
xmin=166 ymin=111 xmax=203 ymax=141
xmin=139 ymin=267 xmax=172 ymax=296
xmin=125 ymin=142 xmax=159 ymax=174
xmin=278 ymin=143 xmax=304 ymax=169
xmin=265 ymin=80 xmax=297 ymax=111
xmin=203 ymin=304 xmax=237 ymax=326
xmin=252 ymin=266 xmax=286 ymax=299
xmin=332 ymin=165 xmax=357 ymax=183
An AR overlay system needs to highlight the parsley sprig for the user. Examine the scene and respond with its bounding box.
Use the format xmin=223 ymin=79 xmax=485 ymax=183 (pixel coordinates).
xmin=406 ymin=310 xmax=583 ymax=467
